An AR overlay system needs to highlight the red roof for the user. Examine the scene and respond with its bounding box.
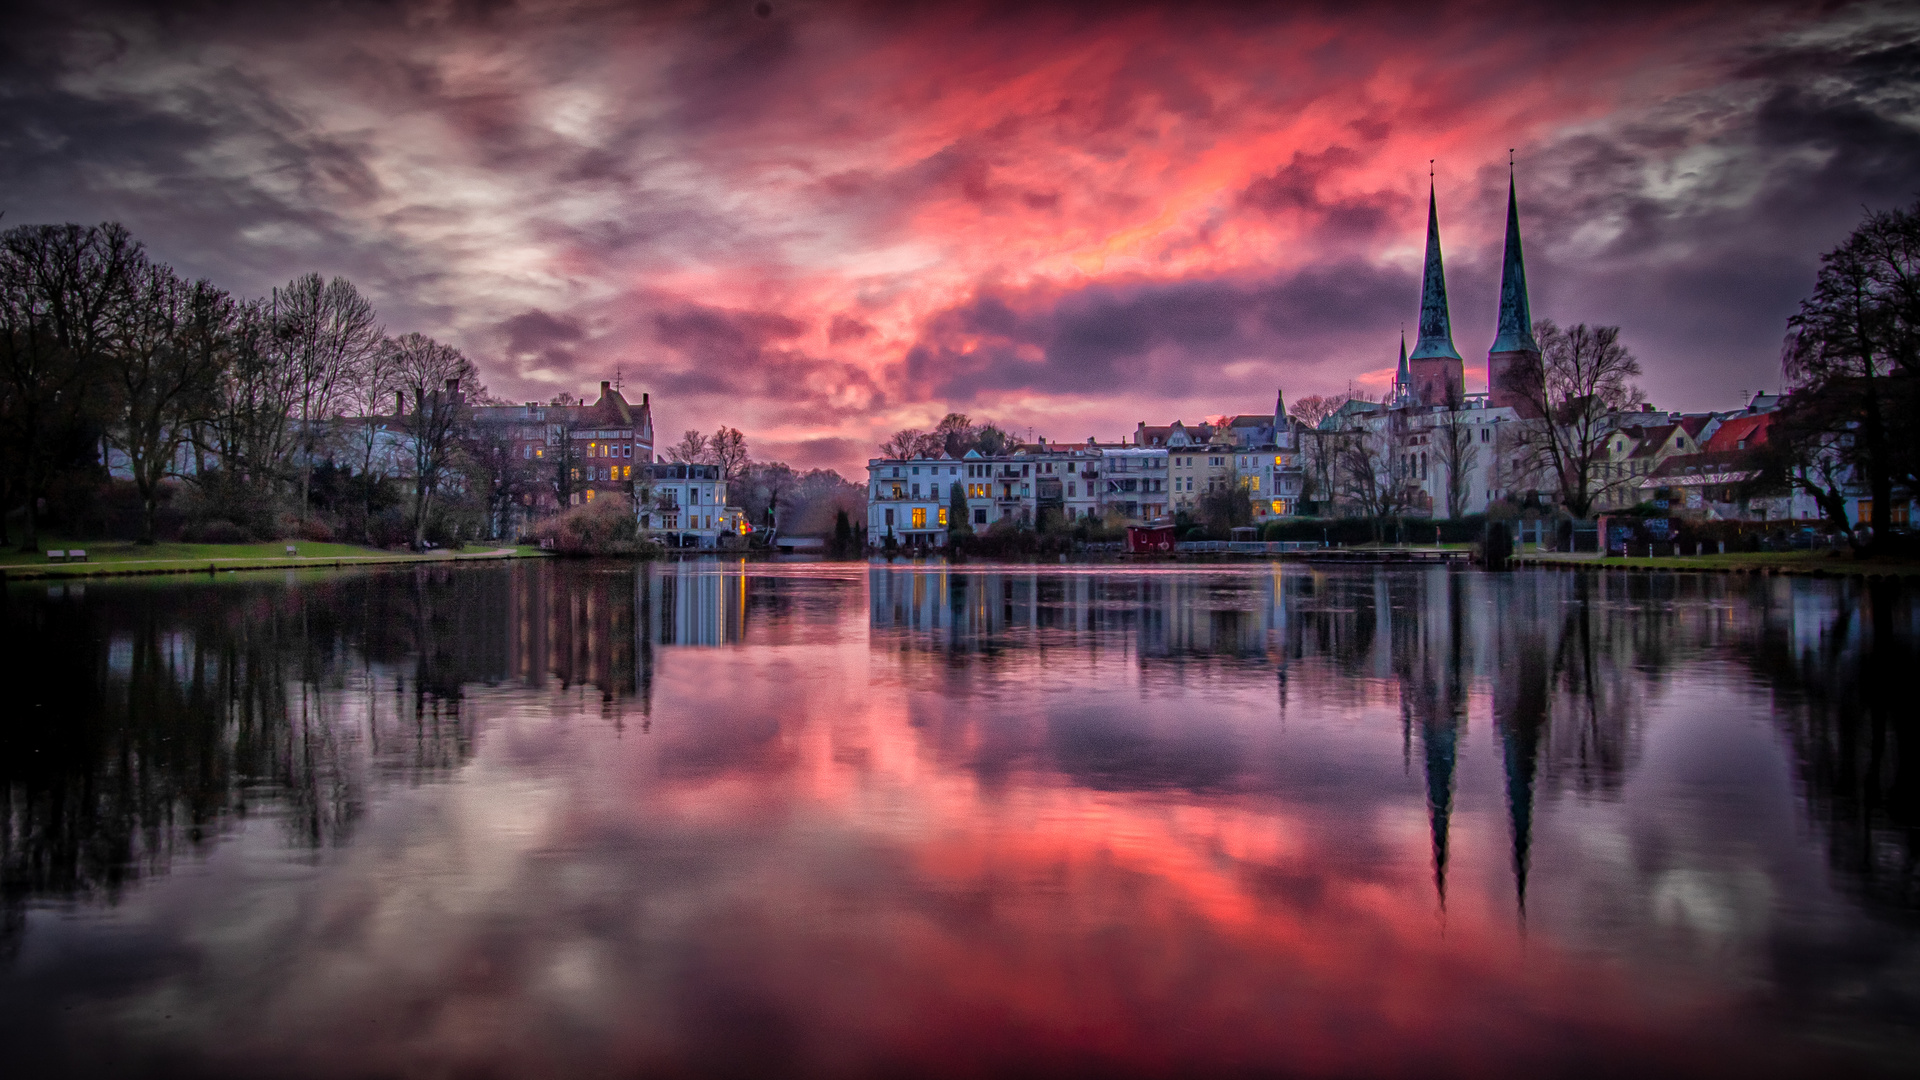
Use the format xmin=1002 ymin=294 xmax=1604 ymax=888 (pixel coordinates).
xmin=1703 ymin=413 xmax=1771 ymax=453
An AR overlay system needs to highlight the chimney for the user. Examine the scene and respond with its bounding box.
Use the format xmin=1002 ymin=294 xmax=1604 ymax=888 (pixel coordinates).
xmin=446 ymin=378 xmax=459 ymax=394
xmin=642 ymin=392 xmax=648 ymax=406
xmin=600 ymin=380 xmax=611 ymax=398
xmin=395 ymin=390 xmax=405 ymax=415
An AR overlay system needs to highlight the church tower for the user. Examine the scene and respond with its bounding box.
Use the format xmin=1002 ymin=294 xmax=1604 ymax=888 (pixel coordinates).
xmin=1488 ymin=169 xmax=1542 ymax=417
xmin=1407 ymin=181 xmax=1464 ymax=407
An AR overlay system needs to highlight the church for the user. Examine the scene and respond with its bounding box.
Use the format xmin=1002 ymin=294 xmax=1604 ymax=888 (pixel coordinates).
xmin=1309 ymin=169 xmax=1546 ymax=520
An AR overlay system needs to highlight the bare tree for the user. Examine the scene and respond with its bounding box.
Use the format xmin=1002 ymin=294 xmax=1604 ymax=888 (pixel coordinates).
xmin=667 ymin=428 xmax=710 ymax=463
xmin=270 ymin=273 xmax=382 ymax=524
xmin=1780 ymin=200 xmax=1920 ymax=548
xmin=106 ymin=264 xmax=232 ymax=542
xmin=1288 ymin=393 xmax=1350 ymax=430
xmin=709 ymin=425 xmax=750 ymax=484
xmin=879 ymin=428 xmax=929 ymax=459
xmin=1499 ymin=320 xmax=1645 ymax=519
xmin=390 ymin=333 xmax=477 ymax=546
xmin=0 ymin=222 xmax=144 ymax=549
xmin=1331 ymin=416 xmax=1414 ymax=540
xmin=199 ymin=298 xmax=292 ymax=483
xmin=1432 ymin=383 xmax=1479 ymax=519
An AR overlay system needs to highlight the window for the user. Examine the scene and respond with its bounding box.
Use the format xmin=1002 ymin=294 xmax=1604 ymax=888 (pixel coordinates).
xmin=1068 ymin=482 xmax=1077 ymax=497
xmin=1482 ymin=428 xmax=1491 ymax=443
xmin=584 ymin=489 xmax=595 ymax=502
xmin=974 ymin=508 xmax=987 ymax=524
xmin=885 ymin=508 xmax=895 ymax=527
xmin=937 ymin=507 xmax=948 ymax=526
xmin=911 ymin=507 xmax=926 ymax=529
xmin=911 ymin=483 xmax=921 ymax=497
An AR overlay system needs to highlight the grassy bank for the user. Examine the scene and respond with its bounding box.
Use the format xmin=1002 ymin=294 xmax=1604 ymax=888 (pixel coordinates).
xmin=1516 ymin=550 xmax=1920 ymax=578
xmin=1 ymin=538 xmax=548 ymax=581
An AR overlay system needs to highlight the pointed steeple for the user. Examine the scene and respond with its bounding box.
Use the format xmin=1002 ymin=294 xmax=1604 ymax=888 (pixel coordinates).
xmin=1409 ymin=181 xmax=1462 ymax=362
xmin=1395 ymin=331 xmax=1411 ymax=404
xmin=1491 ymin=167 xmax=1539 ymax=355
xmin=1273 ymin=387 xmax=1286 ymax=425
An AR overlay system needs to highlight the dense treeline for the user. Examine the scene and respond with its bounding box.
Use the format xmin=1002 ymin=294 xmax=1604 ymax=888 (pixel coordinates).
xmin=0 ymin=221 xmax=489 ymax=549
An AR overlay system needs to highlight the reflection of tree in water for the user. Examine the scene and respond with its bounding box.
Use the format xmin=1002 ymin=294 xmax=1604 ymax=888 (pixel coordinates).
xmin=0 ymin=567 xmax=551 ymax=955
xmin=1742 ymin=580 xmax=1919 ymax=920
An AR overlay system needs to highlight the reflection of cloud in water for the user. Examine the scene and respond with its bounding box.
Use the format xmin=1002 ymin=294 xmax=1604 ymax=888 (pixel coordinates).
xmin=0 ymin=565 xmax=1914 ymax=1076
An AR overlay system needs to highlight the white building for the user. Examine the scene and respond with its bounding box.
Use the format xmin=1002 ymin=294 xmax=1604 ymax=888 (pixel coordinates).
xmin=638 ymin=462 xmax=745 ymax=547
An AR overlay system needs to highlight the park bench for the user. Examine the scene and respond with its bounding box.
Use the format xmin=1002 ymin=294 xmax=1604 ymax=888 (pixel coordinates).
xmin=69 ymin=550 xmax=86 ymax=561
xmin=46 ymin=550 xmax=64 ymax=561
xmin=286 ymin=545 xmax=298 ymax=556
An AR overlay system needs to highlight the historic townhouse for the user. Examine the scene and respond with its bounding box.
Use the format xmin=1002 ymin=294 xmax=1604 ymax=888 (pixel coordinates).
xmin=637 ymin=462 xmax=745 ymax=546
xmin=469 ymin=380 xmax=654 ymax=514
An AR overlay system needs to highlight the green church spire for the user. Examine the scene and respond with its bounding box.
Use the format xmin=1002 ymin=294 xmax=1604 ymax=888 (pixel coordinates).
xmin=1491 ymin=169 xmax=1539 ymax=355
xmin=1409 ymin=181 xmax=1462 ymax=362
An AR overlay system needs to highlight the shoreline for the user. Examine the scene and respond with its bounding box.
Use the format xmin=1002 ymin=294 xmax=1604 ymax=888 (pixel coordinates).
xmin=1512 ymin=550 xmax=1920 ymax=581
xmin=2 ymin=545 xmax=544 ymax=582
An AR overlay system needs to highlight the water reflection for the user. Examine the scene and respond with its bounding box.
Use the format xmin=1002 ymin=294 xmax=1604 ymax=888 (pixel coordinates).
xmin=0 ymin=562 xmax=1915 ymax=1076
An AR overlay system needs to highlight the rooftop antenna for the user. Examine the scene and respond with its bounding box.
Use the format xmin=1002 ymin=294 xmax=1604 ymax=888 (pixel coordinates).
xmin=612 ymin=366 xmax=624 ymax=393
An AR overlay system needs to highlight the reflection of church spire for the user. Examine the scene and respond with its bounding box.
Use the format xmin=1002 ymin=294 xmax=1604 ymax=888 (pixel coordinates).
xmin=1500 ymin=707 xmax=1541 ymax=916
xmin=1494 ymin=592 xmax=1551 ymax=920
xmin=1422 ymin=705 xmax=1461 ymax=910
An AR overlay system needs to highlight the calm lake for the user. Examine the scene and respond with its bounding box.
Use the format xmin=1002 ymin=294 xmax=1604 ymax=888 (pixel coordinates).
xmin=2 ymin=560 xmax=1916 ymax=1077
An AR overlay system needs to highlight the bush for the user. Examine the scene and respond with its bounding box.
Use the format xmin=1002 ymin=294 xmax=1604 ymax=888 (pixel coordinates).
xmin=532 ymin=498 xmax=645 ymax=556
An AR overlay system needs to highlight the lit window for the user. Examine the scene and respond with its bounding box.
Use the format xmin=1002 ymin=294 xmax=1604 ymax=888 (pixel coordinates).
xmin=911 ymin=507 xmax=927 ymax=529
xmin=584 ymin=489 xmax=595 ymax=502
xmin=937 ymin=507 xmax=948 ymax=526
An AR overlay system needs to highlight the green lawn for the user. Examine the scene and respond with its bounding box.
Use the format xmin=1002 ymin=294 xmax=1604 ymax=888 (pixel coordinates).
xmin=1 ymin=538 xmax=547 ymax=580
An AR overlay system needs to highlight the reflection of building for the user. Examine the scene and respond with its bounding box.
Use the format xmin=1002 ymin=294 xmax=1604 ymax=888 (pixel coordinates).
xmin=869 ymin=567 xmax=1282 ymax=659
xmin=643 ymin=560 xmax=751 ymax=646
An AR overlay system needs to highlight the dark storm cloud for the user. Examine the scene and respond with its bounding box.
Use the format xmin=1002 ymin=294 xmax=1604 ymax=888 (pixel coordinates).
xmin=905 ymin=262 xmax=1415 ymax=401
xmin=5 ymin=0 xmax=1920 ymax=465
xmin=498 ymin=308 xmax=586 ymax=368
xmin=1241 ymin=148 xmax=1408 ymax=243
xmin=1499 ymin=11 xmax=1920 ymax=404
xmin=646 ymin=299 xmax=884 ymax=424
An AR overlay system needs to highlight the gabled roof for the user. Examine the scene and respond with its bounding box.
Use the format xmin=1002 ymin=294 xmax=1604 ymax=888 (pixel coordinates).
xmin=1642 ymin=450 xmax=1760 ymax=486
xmin=1703 ymin=413 xmax=1772 ymax=452
xmin=1628 ymin=424 xmax=1678 ymax=458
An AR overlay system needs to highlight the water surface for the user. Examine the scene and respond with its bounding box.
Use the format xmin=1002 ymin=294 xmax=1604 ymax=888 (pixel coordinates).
xmin=2 ymin=561 xmax=1916 ymax=1077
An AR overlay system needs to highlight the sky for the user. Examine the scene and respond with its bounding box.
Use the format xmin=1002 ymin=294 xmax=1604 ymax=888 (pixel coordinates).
xmin=4 ymin=0 xmax=1918 ymax=475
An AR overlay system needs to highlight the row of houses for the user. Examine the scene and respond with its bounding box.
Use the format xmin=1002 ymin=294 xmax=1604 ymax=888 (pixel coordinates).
xmin=868 ymin=171 xmax=1910 ymax=545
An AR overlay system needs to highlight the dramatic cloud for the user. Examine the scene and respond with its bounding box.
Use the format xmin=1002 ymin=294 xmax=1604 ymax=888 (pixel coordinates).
xmin=3 ymin=0 xmax=1916 ymax=472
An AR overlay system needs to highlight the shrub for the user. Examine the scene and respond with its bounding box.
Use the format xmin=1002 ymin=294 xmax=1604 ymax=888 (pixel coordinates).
xmin=531 ymin=498 xmax=645 ymax=556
